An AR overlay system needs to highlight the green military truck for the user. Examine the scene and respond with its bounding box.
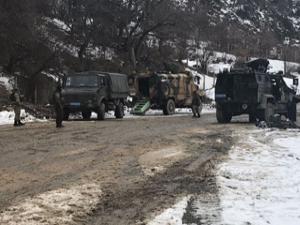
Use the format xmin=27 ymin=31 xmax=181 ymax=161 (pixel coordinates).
xmin=62 ymin=71 xmax=129 ymax=120
xmin=215 ymin=59 xmax=299 ymax=123
xmin=129 ymin=72 xmax=202 ymax=115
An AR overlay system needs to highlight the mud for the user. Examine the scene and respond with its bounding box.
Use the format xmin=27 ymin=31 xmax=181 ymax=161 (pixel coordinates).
xmin=0 ymin=114 xmax=240 ymax=225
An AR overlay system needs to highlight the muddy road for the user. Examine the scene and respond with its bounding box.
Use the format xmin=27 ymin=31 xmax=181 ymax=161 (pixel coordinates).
xmin=0 ymin=113 xmax=247 ymax=225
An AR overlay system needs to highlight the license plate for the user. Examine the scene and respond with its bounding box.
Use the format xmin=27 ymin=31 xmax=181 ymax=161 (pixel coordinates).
xmin=70 ymin=102 xmax=80 ymax=106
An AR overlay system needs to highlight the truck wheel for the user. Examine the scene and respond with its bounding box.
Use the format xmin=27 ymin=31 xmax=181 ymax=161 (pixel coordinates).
xmin=63 ymin=111 xmax=70 ymax=121
xmin=97 ymin=103 xmax=105 ymax=120
xmin=115 ymin=103 xmax=124 ymax=119
xmin=163 ymin=99 xmax=175 ymax=115
xmin=216 ymin=105 xmax=232 ymax=123
xmin=264 ymin=102 xmax=274 ymax=122
xmin=82 ymin=110 xmax=91 ymax=120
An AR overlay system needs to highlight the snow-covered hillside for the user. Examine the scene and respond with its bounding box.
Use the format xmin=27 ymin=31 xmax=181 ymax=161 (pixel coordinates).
xmin=204 ymin=0 xmax=300 ymax=40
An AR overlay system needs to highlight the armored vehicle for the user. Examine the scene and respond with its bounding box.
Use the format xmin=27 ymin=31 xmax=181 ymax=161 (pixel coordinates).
xmin=215 ymin=59 xmax=299 ymax=123
xmin=129 ymin=72 xmax=201 ymax=115
xmin=62 ymin=71 xmax=129 ymax=120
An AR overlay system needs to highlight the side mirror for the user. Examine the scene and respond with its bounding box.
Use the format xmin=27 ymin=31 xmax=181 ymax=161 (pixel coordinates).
xmin=293 ymin=78 xmax=299 ymax=86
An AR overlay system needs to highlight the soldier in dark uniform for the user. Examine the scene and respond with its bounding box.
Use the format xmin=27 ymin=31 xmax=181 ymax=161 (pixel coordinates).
xmin=192 ymin=90 xmax=202 ymax=118
xmin=53 ymin=84 xmax=64 ymax=128
xmin=11 ymin=88 xmax=25 ymax=127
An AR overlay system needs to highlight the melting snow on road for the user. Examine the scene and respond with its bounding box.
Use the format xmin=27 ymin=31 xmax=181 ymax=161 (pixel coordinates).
xmin=147 ymin=196 xmax=191 ymax=225
xmin=147 ymin=128 xmax=300 ymax=225
xmin=0 ymin=183 xmax=102 ymax=225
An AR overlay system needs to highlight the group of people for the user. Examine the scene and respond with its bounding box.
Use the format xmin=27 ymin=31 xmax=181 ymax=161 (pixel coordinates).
xmin=11 ymin=85 xmax=64 ymax=128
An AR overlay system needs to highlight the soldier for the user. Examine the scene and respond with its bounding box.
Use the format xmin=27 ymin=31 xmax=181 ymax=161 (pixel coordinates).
xmin=192 ymin=90 xmax=202 ymax=118
xmin=11 ymin=88 xmax=25 ymax=127
xmin=53 ymin=84 xmax=64 ymax=128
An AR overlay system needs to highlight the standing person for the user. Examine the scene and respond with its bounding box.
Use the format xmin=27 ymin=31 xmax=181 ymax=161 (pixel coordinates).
xmin=192 ymin=90 xmax=202 ymax=118
xmin=11 ymin=88 xmax=25 ymax=127
xmin=53 ymin=84 xmax=64 ymax=128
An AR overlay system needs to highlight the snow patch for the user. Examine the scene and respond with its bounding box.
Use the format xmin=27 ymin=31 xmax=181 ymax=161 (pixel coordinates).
xmin=0 ymin=110 xmax=47 ymax=125
xmin=0 ymin=183 xmax=102 ymax=225
xmin=147 ymin=196 xmax=191 ymax=225
xmin=0 ymin=76 xmax=13 ymax=91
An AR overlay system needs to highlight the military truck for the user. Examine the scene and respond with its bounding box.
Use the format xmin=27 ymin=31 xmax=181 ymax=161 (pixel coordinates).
xmin=62 ymin=71 xmax=129 ymax=120
xmin=129 ymin=72 xmax=202 ymax=115
xmin=215 ymin=59 xmax=299 ymax=123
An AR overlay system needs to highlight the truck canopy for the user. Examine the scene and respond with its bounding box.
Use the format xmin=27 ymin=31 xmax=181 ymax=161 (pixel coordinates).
xmin=106 ymin=73 xmax=129 ymax=95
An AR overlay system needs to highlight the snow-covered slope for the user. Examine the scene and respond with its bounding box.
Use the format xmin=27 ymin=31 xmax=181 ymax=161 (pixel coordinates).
xmin=205 ymin=0 xmax=300 ymax=40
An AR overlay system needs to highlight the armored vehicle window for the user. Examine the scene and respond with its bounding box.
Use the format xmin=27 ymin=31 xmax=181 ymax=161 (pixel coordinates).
xmin=66 ymin=75 xmax=98 ymax=88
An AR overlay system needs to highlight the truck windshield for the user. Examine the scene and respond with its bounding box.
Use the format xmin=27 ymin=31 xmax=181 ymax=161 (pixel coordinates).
xmin=65 ymin=75 xmax=98 ymax=88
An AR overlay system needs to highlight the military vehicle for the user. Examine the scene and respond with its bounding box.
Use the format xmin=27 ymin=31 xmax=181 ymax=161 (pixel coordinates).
xmin=129 ymin=72 xmax=202 ymax=115
xmin=62 ymin=71 xmax=129 ymax=120
xmin=215 ymin=58 xmax=299 ymax=123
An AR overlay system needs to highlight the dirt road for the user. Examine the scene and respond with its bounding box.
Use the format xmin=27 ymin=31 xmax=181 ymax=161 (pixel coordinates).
xmin=0 ymin=113 xmax=243 ymax=225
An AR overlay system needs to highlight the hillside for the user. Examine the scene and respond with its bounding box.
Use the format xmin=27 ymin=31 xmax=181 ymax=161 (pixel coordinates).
xmin=0 ymin=0 xmax=300 ymax=105
xmin=206 ymin=0 xmax=300 ymax=39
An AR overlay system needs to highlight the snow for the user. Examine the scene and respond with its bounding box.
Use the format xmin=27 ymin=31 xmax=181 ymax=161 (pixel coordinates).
xmin=51 ymin=18 xmax=71 ymax=32
xmin=265 ymin=59 xmax=300 ymax=74
xmin=214 ymin=129 xmax=300 ymax=225
xmin=0 ymin=76 xmax=13 ymax=91
xmin=41 ymin=71 xmax=59 ymax=82
xmin=207 ymin=62 xmax=231 ymax=74
xmin=85 ymin=105 xmax=215 ymax=119
xmin=0 ymin=110 xmax=46 ymax=125
xmin=147 ymin=196 xmax=191 ymax=225
xmin=0 ymin=183 xmax=102 ymax=225
xmin=283 ymin=77 xmax=300 ymax=94
xmin=146 ymin=128 xmax=300 ymax=225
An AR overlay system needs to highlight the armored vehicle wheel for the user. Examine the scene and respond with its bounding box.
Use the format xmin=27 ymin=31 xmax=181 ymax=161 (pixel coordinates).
xmin=264 ymin=102 xmax=274 ymax=122
xmin=97 ymin=102 xmax=105 ymax=120
xmin=82 ymin=110 xmax=91 ymax=120
xmin=163 ymin=99 xmax=176 ymax=115
xmin=115 ymin=103 xmax=124 ymax=119
xmin=216 ymin=106 xmax=232 ymax=123
xmin=63 ymin=111 xmax=70 ymax=121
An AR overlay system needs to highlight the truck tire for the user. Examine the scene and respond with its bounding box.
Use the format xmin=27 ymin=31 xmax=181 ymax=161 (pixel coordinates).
xmin=216 ymin=105 xmax=232 ymax=123
xmin=82 ymin=110 xmax=91 ymax=120
xmin=115 ymin=103 xmax=124 ymax=119
xmin=97 ymin=103 xmax=105 ymax=120
xmin=264 ymin=102 xmax=274 ymax=122
xmin=63 ymin=111 xmax=70 ymax=121
xmin=163 ymin=99 xmax=176 ymax=115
